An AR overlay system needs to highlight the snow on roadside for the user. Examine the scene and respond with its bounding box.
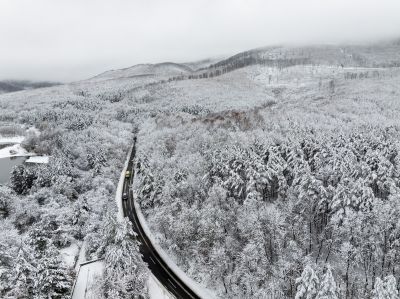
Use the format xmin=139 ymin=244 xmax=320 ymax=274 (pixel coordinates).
xmin=71 ymin=146 xmax=134 ymax=299
xmin=70 ymin=241 xmax=105 ymax=299
xmin=75 ymin=242 xmax=87 ymax=271
xmin=148 ymin=274 xmax=175 ymax=299
xmin=71 ymin=260 xmax=104 ymax=299
xmin=114 ymin=143 xmax=216 ymax=298
xmin=115 ymin=145 xmax=133 ymax=221
xmin=115 ymin=145 xmax=178 ymax=299
xmin=133 ymin=198 xmax=218 ymax=299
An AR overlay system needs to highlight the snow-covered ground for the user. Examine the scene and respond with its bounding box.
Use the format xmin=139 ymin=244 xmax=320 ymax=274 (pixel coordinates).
xmin=60 ymin=243 xmax=80 ymax=268
xmin=0 ymin=135 xmax=30 ymax=159
xmin=148 ymin=274 xmax=175 ymax=299
xmin=2 ymin=42 xmax=399 ymax=298
xmin=25 ymin=155 xmax=50 ymax=164
xmin=0 ymin=136 xmax=24 ymax=144
xmin=0 ymin=143 xmax=32 ymax=159
xmin=71 ymin=260 xmax=104 ymax=299
xmin=70 ymin=240 xmax=103 ymax=299
xmin=0 ymin=134 xmax=49 ymax=162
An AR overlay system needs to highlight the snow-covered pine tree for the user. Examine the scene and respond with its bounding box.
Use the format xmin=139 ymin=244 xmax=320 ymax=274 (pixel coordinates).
xmin=10 ymin=164 xmax=37 ymax=195
xmin=316 ymin=265 xmax=338 ymax=299
xmin=0 ymin=223 xmax=20 ymax=296
xmin=384 ymin=275 xmax=399 ymax=299
xmin=103 ymin=216 xmax=149 ymax=298
xmin=373 ymin=277 xmax=387 ymax=299
xmin=34 ymin=245 xmax=72 ymax=298
xmin=8 ymin=245 xmax=37 ymax=298
xmin=295 ymin=264 xmax=320 ymax=299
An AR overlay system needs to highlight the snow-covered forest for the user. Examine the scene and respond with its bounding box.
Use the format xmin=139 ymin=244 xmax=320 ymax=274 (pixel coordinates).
xmin=1 ymin=40 xmax=400 ymax=298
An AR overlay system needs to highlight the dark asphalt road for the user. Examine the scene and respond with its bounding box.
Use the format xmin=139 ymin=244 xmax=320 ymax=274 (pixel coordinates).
xmin=122 ymin=137 xmax=201 ymax=299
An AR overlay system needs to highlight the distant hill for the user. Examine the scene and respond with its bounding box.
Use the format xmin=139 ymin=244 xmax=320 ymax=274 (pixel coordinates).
xmin=91 ymin=62 xmax=193 ymax=81
xmin=183 ymin=56 xmax=227 ymax=71
xmin=0 ymin=80 xmax=61 ymax=94
xmin=90 ymin=38 xmax=400 ymax=84
xmin=204 ymin=42 xmax=400 ymax=71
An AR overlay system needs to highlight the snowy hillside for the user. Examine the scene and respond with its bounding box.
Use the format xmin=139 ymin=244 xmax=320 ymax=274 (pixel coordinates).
xmin=1 ymin=39 xmax=400 ymax=298
xmin=0 ymin=80 xmax=61 ymax=94
xmin=91 ymin=62 xmax=193 ymax=81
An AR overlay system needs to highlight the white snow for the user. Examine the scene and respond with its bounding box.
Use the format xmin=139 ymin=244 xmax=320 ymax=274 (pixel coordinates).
xmin=0 ymin=133 xmax=47 ymax=161
xmin=26 ymin=126 xmax=41 ymax=136
xmin=70 ymin=243 xmax=104 ymax=299
xmin=0 ymin=136 xmax=24 ymax=144
xmin=0 ymin=135 xmax=38 ymax=159
xmin=93 ymin=63 xmax=192 ymax=81
xmin=75 ymin=242 xmax=87 ymax=271
xmin=148 ymin=274 xmax=175 ymax=299
xmin=71 ymin=146 xmax=136 ymax=299
xmin=115 ymin=145 xmax=133 ymax=221
xmin=60 ymin=243 xmax=80 ymax=268
xmin=71 ymin=146 xmax=175 ymax=299
xmin=133 ymin=197 xmax=217 ymax=299
xmin=114 ymin=145 xmax=216 ymax=298
xmin=0 ymin=143 xmax=33 ymax=159
xmin=71 ymin=260 xmax=104 ymax=299
xmin=114 ymin=145 xmax=179 ymax=299
xmin=25 ymin=156 xmax=50 ymax=164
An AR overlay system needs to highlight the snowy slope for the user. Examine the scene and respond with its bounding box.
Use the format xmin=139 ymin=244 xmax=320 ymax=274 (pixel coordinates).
xmin=91 ymin=62 xmax=193 ymax=81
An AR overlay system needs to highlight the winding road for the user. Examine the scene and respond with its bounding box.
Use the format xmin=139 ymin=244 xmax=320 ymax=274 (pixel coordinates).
xmin=121 ymin=138 xmax=201 ymax=299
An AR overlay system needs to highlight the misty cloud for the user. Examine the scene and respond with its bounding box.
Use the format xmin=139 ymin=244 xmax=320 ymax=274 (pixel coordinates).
xmin=1 ymin=0 xmax=400 ymax=82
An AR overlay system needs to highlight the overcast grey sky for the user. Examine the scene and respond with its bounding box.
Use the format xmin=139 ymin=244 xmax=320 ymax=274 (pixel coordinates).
xmin=1 ymin=0 xmax=400 ymax=82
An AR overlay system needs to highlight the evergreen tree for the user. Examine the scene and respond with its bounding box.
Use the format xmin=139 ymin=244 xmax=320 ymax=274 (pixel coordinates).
xmin=373 ymin=277 xmax=387 ymax=299
xmin=103 ymin=216 xmax=149 ymax=298
xmin=316 ymin=266 xmax=338 ymax=299
xmin=8 ymin=246 xmax=37 ymax=298
xmin=383 ymin=275 xmax=399 ymax=299
xmin=10 ymin=164 xmax=37 ymax=195
xmin=295 ymin=264 xmax=320 ymax=299
xmin=34 ymin=245 xmax=72 ymax=298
